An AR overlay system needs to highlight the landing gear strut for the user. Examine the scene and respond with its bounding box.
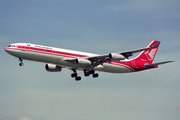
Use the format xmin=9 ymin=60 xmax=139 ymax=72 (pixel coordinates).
xmin=19 ymin=58 xmax=24 ymax=66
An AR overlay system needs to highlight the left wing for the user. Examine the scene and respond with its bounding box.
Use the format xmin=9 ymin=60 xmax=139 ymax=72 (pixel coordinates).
xmin=89 ymin=41 xmax=159 ymax=60
xmin=64 ymin=41 xmax=160 ymax=67
xmin=87 ymin=41 xmax=160 ymax=66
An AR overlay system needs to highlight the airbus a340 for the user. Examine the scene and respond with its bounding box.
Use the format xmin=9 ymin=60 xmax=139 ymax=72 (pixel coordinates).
xmin=5 ymin=40 xmax=173 ymax=81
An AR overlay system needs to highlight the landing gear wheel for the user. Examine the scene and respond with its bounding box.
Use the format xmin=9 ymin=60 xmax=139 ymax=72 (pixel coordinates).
xmin=75 ymin=76 xmax=81 ymax=81
xmin=19 ymin=58 xmax=24 ymax=66
xmin=71 ymin=73 xmax=77 ymax=78
xmin=19 ymin=62 xmax=24 ymax=66
xmin=84 ymin=72 xmax=89 ymax=77
xmin=93 ymin=73 xmax=99 ymax=78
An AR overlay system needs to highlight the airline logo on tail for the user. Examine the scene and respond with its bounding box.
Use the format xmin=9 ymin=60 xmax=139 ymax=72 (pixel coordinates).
xmin=145 ymin=48 xmax=157 ymax=61
xmin=132 ymin=41 xmax=160 ymax=64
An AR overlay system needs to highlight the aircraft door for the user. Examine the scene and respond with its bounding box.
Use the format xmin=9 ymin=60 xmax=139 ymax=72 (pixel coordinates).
xmin=131 ymin=61 xmax=136 ymax=68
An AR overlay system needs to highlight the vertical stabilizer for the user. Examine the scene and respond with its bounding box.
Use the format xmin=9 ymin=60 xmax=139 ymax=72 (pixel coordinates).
xmin=132 ymin=40 xmax=160 ymax=64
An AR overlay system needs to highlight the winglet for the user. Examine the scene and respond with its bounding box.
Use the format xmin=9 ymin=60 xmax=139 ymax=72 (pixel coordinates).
xmin=151 ymin=42 xmax=160 ymax=48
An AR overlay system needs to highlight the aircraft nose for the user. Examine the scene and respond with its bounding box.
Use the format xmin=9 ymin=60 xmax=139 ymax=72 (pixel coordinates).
xmin=4 ymin=47 xmax=8 ymax=51
xmin=4 ymin=47 xmax=11 ymax=53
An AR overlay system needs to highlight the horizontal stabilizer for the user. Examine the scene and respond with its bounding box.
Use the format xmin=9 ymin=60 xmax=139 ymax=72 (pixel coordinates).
xmin=144 ymin=61 xmax=174 ymax=68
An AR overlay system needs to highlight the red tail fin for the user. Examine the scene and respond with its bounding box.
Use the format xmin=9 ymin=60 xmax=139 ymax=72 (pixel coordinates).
xmin=132 ymin=40 xmax=160 ymax=64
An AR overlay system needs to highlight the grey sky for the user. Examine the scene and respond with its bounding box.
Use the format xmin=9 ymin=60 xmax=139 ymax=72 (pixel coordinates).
xmin=0 ymin=0 xmax=180 ymax=120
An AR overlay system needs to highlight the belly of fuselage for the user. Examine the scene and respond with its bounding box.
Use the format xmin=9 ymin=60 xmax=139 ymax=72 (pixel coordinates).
xmin=96 ymin=63 xmax=133 ymax=73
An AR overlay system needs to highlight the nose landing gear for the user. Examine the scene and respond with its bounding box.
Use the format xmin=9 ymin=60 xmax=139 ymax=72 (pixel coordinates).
xmin=19 ymin=58 xmax=24 ymax=66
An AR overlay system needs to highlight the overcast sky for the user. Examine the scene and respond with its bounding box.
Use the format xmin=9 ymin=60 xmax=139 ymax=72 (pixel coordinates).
xmin=0 ymin=0 xmax=180 ymax=120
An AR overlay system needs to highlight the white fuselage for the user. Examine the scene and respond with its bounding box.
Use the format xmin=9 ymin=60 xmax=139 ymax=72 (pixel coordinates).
xmin=5 ymin=43 xmax=134 ymax=73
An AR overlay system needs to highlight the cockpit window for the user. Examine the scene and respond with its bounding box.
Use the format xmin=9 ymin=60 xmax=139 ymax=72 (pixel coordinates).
xmin=9 ymin=45 xmax=16 ymax=47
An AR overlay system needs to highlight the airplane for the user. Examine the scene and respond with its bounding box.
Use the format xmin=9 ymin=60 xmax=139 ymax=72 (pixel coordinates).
xmin=5 ymin=40 xmax=173 ymax=81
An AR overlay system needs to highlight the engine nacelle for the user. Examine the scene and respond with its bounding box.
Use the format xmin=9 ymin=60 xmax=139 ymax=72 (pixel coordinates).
xmin=109 ymin=53 xmax=125 ymax=61
xmin=45 ymin=64 xmax=62 ymax=72
xmin=75 ymin=58 xmax=91 ymax=66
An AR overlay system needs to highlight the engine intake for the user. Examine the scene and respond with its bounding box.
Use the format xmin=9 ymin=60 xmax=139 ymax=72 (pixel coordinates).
xmin=109 ymin=53 xmax=125 ymax=61
xmin=75 ymin=58 xmax=91 ymax=66
xmin=45 ymin=64 xmax=62 ymax=72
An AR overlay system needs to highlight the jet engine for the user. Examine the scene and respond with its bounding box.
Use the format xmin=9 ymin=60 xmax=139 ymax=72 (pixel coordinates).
xmin=109 ymin=53 xmax=125 ymax=61
xmin=75 ymin=58 xmax=92 ymax=66
xmin=45 ymin=64 xmax=62 ymax=72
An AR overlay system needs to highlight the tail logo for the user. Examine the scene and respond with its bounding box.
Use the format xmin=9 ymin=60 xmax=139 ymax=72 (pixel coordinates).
xmin=144 ymin=48 xmax=157 ymax=61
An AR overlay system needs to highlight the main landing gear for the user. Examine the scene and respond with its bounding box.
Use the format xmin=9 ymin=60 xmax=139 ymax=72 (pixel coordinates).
xmin=88 ymin=70 xmax=99 ymax=78
xmin=19 ymin=58 xmax=24 ymax=66
xmin=71 ymin=69 xmax=99 ymax=81
xmin=71 ymin=70 xmax=81 ymax=81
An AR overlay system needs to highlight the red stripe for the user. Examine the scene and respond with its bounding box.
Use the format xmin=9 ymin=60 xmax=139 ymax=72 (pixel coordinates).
xmin=7 ymin=47 xmax=88 ymax=58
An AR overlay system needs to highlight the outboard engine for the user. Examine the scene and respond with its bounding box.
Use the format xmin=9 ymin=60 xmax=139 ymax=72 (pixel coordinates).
xmin=109 ymin=53 xmax=125 ymax=60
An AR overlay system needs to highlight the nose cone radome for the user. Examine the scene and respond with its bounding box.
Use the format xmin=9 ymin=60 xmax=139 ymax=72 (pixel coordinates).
xmin=4 ymin=47 xmax=9 ymax=52
xmin=4 ymin=47 xmax=12 ymax=54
